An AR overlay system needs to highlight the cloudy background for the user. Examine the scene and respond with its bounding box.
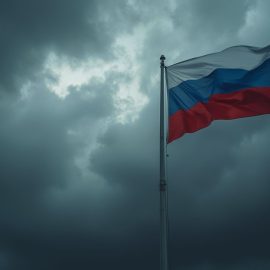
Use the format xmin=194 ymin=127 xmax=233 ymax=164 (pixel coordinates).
xmin=0 ymin=0 xmax=270 ymax=269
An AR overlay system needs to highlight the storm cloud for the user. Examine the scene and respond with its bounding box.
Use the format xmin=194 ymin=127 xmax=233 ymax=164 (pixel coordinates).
xmin=0 ymin=0 xmax=270 ymax=269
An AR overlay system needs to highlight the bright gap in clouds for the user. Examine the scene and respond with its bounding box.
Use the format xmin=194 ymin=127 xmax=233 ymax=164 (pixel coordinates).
xmin=43 ymin=53 xmax=109 ymax=98
xmin=43 ymin=25 xmax=149 ymax=124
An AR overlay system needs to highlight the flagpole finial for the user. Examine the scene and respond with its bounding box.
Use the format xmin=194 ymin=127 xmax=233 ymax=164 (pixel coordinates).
xmin=160 ymin=55 xmax=166 ymax=67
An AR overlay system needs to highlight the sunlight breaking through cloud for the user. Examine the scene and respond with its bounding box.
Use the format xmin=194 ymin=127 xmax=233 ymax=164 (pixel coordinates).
xmin=43 ymin=25 xmax=150 ymax=125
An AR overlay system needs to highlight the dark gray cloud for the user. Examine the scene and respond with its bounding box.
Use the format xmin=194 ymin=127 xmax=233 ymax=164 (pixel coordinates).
xmin=0 ymin=0 xmax=270 ymax=269
xmin=0 ymin=0 xmax=140 ymax=94
xmin=172 ymin=0 xmax=254 ymax=35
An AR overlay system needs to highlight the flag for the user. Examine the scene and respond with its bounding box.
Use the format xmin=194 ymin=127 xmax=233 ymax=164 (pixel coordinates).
xmin=166 ymin=45 xmax=270 ymax=143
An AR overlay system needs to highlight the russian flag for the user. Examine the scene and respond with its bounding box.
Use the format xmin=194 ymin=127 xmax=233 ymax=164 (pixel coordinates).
xmin=166 ymin=45 xmax=270 ymax=143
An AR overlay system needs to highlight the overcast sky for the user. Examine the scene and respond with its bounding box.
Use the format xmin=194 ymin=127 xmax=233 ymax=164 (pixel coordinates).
xmin=0 ymin=0 xmax=270 ymax=269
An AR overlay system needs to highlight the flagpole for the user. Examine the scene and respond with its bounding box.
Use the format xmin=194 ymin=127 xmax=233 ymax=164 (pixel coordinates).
xmin=160 ymin=55 xmax=168 ymax=270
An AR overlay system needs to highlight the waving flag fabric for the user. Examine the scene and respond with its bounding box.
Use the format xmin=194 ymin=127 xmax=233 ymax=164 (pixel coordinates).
xmin=166 ymin=45 xmax=270 ymax=143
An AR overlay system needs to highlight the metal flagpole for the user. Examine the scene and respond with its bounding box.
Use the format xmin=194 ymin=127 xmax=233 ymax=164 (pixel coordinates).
xmin=160 ymin=55 xmax=168 ymax=270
